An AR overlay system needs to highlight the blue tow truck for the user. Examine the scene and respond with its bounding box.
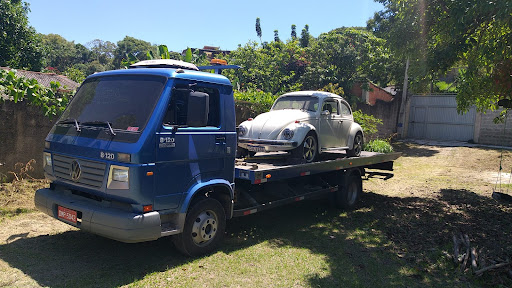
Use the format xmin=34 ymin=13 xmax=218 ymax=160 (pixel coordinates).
xmin=35 ymin=59 xmax=400 ymax=256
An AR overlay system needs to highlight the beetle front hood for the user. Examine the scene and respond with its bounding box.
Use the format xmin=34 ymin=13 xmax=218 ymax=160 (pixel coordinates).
xmin=245 ymin=109 xmax=313 ymax=139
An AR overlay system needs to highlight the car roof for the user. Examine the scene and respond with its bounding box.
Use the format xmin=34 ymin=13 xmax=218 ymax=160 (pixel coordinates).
xmin=280 ymin=91 xmax=344 ymax=100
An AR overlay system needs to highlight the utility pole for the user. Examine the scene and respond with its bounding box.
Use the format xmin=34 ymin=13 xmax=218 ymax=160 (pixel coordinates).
xmin=397 ymin=57 xmax=410 ymax=138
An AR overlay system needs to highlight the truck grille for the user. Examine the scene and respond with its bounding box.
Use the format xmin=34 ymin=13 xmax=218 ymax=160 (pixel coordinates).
xmin=53 ymin=154 xmax=106 ymax=188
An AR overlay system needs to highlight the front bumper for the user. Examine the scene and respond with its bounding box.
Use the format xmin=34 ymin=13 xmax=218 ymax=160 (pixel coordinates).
xmin=238 ymin=138 xmax=298 ymax=152
xmin=35 ymin=187 xmax=162 ymax=243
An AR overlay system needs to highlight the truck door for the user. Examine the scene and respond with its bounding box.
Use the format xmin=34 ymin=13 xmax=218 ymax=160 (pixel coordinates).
xmin=154 ymin=81 xmax=226 ymax=210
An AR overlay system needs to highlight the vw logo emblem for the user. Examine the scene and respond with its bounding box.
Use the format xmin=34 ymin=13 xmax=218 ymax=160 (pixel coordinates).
xmin=70 ymin=160 xmax=82 ymax=182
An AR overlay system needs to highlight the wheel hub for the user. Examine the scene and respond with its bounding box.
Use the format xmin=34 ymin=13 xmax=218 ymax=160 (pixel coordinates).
xmin=303 ymin=136 xmax=316 ymax=161
xmin=347 ymin=181 xmax=358 ymax=205
xmin=191 ymin=210 xmax=218 ymax=246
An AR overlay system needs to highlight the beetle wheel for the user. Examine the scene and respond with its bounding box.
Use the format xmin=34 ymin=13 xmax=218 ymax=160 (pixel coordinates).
xmin=347 ymin=132 xmax=363 ymax=157
xmin=292 ymin=131 xmax=318 ymax=163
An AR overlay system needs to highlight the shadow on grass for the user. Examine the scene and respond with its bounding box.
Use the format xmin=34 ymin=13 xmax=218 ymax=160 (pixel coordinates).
xmin=0 ymin=228 xmax=190 ymax=287
xmin=393 ymin=142 xmax=440 ymax=158
xmin=1 ymin=188 xmax=511 ymax=287
xmin=224 ymin=188 xmax=512 ymax=287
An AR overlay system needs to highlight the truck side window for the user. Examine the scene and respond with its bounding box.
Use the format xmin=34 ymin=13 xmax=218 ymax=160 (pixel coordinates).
xmin=163 ymin=86 xmax=221 ymax=127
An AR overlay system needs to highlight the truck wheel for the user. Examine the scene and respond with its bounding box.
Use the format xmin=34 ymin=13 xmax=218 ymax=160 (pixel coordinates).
xmin=292 ymin=131 xmax=318 ymax=163
xmin=173 ymin=198 xmax=226 ymax=256
xmin=336 ymin=171 xmax=362 ymax=209
xmin=347 ymin=132 xmax=363 ymax=157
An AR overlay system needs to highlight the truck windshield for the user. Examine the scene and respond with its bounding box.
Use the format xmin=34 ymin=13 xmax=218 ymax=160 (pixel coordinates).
xmin=272 ymin=96 xmax=318 ymax=112
xmin=59 ymin=75 xmax=166 ymax=133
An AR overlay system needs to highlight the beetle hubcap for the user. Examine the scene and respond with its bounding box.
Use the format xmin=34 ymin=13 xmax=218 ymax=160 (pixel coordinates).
xmin=191 ymin=210 xmax=218 ymax=246
xmin=303 ymin=136 xmax=317 ymax=162
xmin=354 ymin=135 xmax=362 ymax=154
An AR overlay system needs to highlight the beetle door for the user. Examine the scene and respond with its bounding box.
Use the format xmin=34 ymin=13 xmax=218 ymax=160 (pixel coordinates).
xmin=337 ymin=100 xmax=353 ymax=147
xmin=318 ymin=98 xmax=342 ymax=148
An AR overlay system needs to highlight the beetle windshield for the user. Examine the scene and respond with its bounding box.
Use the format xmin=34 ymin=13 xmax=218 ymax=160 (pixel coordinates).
xmin=59 ymin=75 xmax=166 ymax=132
xmin=272 ymin=96 xmax=319 ymax=112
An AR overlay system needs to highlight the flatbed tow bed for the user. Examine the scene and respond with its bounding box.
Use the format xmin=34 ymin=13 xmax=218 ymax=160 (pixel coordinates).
xmin=232 ymin=151 xmax=401 ymax=217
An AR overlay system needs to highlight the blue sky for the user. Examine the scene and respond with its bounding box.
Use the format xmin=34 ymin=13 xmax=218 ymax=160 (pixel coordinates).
xmin=25 ymin=0 xmax=383 ymax=52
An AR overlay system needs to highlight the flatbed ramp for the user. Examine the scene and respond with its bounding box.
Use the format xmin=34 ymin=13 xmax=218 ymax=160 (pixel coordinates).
xmin=235 ymin=151 xmax=401 ymax=184
xmin=232 ymin=151 xmax=401 ymax=217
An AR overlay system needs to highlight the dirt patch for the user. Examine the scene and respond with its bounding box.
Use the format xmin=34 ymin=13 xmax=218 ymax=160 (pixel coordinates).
xmin=0 ymin=179 xmax=47 ymax=219
xmin=364 ymin=143 xmax=512 ymax=286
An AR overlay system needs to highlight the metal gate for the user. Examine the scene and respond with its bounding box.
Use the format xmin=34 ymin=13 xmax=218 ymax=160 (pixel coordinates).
xmin=407 ymin=94 xmax=476 ymax=141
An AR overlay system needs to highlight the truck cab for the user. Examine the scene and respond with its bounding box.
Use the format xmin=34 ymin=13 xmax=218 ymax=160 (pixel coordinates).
xmin=36 ymin=60 xmax=236 ymax=255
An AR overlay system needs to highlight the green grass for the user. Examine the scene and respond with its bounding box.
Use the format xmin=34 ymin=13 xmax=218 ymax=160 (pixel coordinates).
xmin=1 ymin=144 xmax=512 ymax=287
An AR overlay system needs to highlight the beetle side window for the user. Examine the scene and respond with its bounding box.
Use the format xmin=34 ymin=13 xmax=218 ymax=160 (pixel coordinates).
xmin=322 ymin=99 xmax=339 ymax=115
xmin=340 ymin=102 xmax=352 ymax=116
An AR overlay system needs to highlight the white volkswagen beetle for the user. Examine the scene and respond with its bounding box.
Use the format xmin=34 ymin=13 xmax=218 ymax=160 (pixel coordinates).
xmin=237 ymin=91 xmax=364 ymax=162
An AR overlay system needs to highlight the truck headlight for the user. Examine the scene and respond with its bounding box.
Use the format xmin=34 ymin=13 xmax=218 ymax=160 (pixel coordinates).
xmin=282 ymin=128 xmax=294 ymax=140
xmin=43 ymin=152 xmax=52 ymax=168
xmin=113 ymin=168 xmax=129 ymax=182
xmin=108 ymin=165 xmax=129 ymax=189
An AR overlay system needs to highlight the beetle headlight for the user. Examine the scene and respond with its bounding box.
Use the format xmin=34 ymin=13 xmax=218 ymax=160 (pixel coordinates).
xmin=283 ymin=128 xmax=294 ymax=140
xmin=238 ymin=125 xmax=248 ymax=137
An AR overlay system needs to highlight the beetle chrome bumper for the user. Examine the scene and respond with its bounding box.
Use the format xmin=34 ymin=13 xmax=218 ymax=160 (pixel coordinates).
xmin=238 ymin=138 xmax=298 ymax=152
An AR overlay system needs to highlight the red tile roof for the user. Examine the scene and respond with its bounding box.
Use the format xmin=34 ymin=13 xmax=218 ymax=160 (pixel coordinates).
xmin=1 ymin=67 xmax=79 ymax=90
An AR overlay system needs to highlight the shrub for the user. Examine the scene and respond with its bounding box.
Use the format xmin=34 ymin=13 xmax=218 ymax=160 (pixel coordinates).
xmin=234 ymin=90 xmax=277 ymax=115
xmin=363 ymin=139 xmax=394 ymax=153
xmin=352 ymin=110 xmax=383 ymax=140
xmin=0 ymin=69 xmax=73 ymax=118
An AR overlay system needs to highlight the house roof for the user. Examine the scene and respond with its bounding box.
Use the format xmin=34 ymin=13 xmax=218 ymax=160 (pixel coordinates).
xmin=0 ymin=67 xmax=80 ymax=90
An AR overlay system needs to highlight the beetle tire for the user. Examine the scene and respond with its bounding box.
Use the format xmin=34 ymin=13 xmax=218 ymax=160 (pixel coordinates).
xmin=347 ymin=132 xmax=363 ymax=157
xmin=292 ymin=131 xmax=318 ymax=163
xmin=336 ymin=171 xmax=362 ymax=209
xmin=173 ymin=198 xmax=226 ymax=256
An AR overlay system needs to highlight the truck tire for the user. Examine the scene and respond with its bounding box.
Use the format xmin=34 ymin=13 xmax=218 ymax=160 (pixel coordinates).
xmin=173 ymin=198 xmax=226 ymax=256
xmin=336 ymin=170 xmax=362 ymax=209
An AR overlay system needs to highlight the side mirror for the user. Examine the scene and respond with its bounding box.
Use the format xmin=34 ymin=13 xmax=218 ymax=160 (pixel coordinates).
xmin=321 ymin=110 xmax=330 ymax=116
xmin=186 ymin=91 xmax=209 ymax=127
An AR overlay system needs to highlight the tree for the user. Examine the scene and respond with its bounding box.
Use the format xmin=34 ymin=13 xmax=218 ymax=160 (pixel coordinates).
xmin=86 ymin=39 xmax=116 ymax=67
xmin=291 ymin=24 xmax=297 ymax=39
xmin=301 ymin=28 xmax=395 ymax=105
xmin=113 ymin=36 xmax=153 ymax=68
xmin=255 ymin=18 xmax=262 ymax=44
xmin=222 ymin=41 xmax=307 ymax=94
xmin=74 ymin=43 xmax=93 ymax=64
xmin=369 ymin=0 xmax=512 ymax=112
xmin=273 ymin=30 xmax=281 ymax=42
xmin=41 ymin=34 xmax=77 ymax=72
xmin=300 ymin=25 xmax=310 ymax=48
xmin=0 ymin=0 xmax=44 ymax=70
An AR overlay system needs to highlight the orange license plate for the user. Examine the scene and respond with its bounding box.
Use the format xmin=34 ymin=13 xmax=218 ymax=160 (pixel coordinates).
xmin=58 ymin=206 xmax=77 ymax=224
